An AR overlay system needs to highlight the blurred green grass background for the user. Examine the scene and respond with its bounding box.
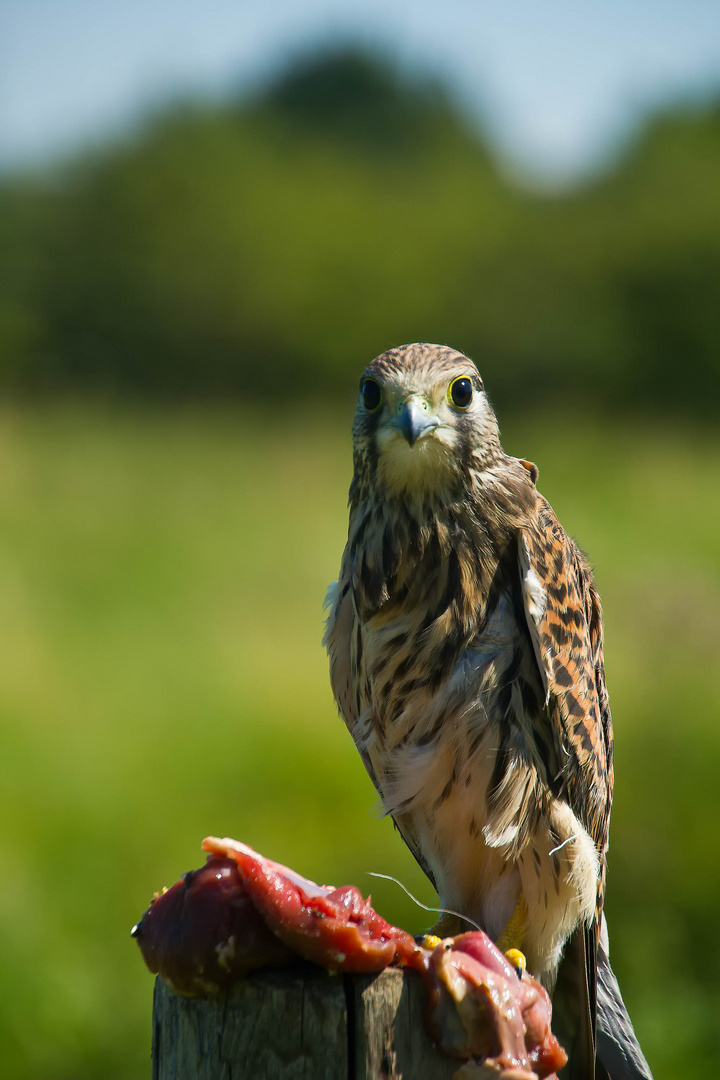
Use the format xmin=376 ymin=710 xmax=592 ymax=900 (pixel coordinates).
xmin=0 ymin=402 xmax=717 ymax=1079
xmin=1 ymin=37 xmax=720 ymax=1080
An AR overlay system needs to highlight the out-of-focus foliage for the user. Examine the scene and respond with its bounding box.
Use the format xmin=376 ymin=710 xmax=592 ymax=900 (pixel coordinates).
xmin=1 ymin=45 xmax=719 ymax=409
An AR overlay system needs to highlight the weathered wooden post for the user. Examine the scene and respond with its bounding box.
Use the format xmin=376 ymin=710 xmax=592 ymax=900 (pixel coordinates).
xmin=152 ymin=964 xmax=458 ymax=1080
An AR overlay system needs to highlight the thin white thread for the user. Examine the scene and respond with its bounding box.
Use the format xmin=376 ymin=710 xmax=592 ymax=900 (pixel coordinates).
xmin=367 ymin=872 xmax=482 ymax=932
xmin=548 ymin=835 xmax=576 ymax=856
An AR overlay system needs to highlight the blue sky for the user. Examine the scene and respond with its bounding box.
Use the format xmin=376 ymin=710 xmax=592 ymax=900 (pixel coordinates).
xmin=2 ymin=0 xmax=719 ymax=180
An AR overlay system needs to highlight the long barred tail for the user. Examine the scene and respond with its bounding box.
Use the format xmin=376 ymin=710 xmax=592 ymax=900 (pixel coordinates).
xmin=552 ymin=919 xmax=653 ymax=1080
xmin=596 ymin=937 xmax=654 ymax=1080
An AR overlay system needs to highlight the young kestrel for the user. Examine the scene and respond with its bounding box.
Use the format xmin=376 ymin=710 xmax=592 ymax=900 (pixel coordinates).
xmin=325 ymin=343 xmax=651 ymax=1079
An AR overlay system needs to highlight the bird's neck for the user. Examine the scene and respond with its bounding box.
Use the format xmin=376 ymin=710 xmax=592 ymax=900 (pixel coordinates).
xmin=348 ymin=456 xmax=537 ymax=622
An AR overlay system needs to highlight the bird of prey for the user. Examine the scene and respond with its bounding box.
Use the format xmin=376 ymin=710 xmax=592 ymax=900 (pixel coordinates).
xmin=325 ymin=343 xmax=652 ymax=1079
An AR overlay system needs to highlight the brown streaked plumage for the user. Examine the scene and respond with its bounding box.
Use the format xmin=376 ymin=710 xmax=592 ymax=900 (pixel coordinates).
xmin=325 ymin=343 xmax=615 ymax=1076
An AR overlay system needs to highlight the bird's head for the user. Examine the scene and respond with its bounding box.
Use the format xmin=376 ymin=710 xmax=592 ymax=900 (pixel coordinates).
xmin=351 ymin=343 xmax=503 ymax=499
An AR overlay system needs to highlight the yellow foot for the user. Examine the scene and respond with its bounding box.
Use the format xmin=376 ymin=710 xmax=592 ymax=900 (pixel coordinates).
xmin=495 ymin=894 xmax=527 ymax=951
xmin=428 ymin=911 xmax=472 ymax=939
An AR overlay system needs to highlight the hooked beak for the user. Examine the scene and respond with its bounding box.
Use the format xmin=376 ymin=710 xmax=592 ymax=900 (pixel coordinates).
xmin=395 ymin=399 xmax=438 ymax=448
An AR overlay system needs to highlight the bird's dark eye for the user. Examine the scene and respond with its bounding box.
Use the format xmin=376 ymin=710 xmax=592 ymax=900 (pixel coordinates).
xmin=361 ymin=378 xmax=382 ymax=412
xmin=449 ymin=376 xmax=473 ymax=409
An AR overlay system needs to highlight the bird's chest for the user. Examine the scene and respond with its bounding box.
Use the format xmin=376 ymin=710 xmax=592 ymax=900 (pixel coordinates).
xmin=352 ymin=580 xmax=545 ymax=908
xmin=351 ymin=523 xmax=503 ymax=730
xmin=352 ymin=600 xmax=468 ymax=754
xmin=354 ymin=575 xmax=533 ymax=792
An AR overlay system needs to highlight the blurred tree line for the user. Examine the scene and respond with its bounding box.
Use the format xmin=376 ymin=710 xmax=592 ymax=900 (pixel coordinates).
xmin=1 ymin=46 xmax=719 ymax=412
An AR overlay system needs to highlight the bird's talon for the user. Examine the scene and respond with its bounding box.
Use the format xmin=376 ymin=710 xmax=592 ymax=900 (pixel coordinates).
xmin=422 ymin=934 xmax=443 ymax=950
xmin=504 ymin=948 xmax=527 ymax=978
